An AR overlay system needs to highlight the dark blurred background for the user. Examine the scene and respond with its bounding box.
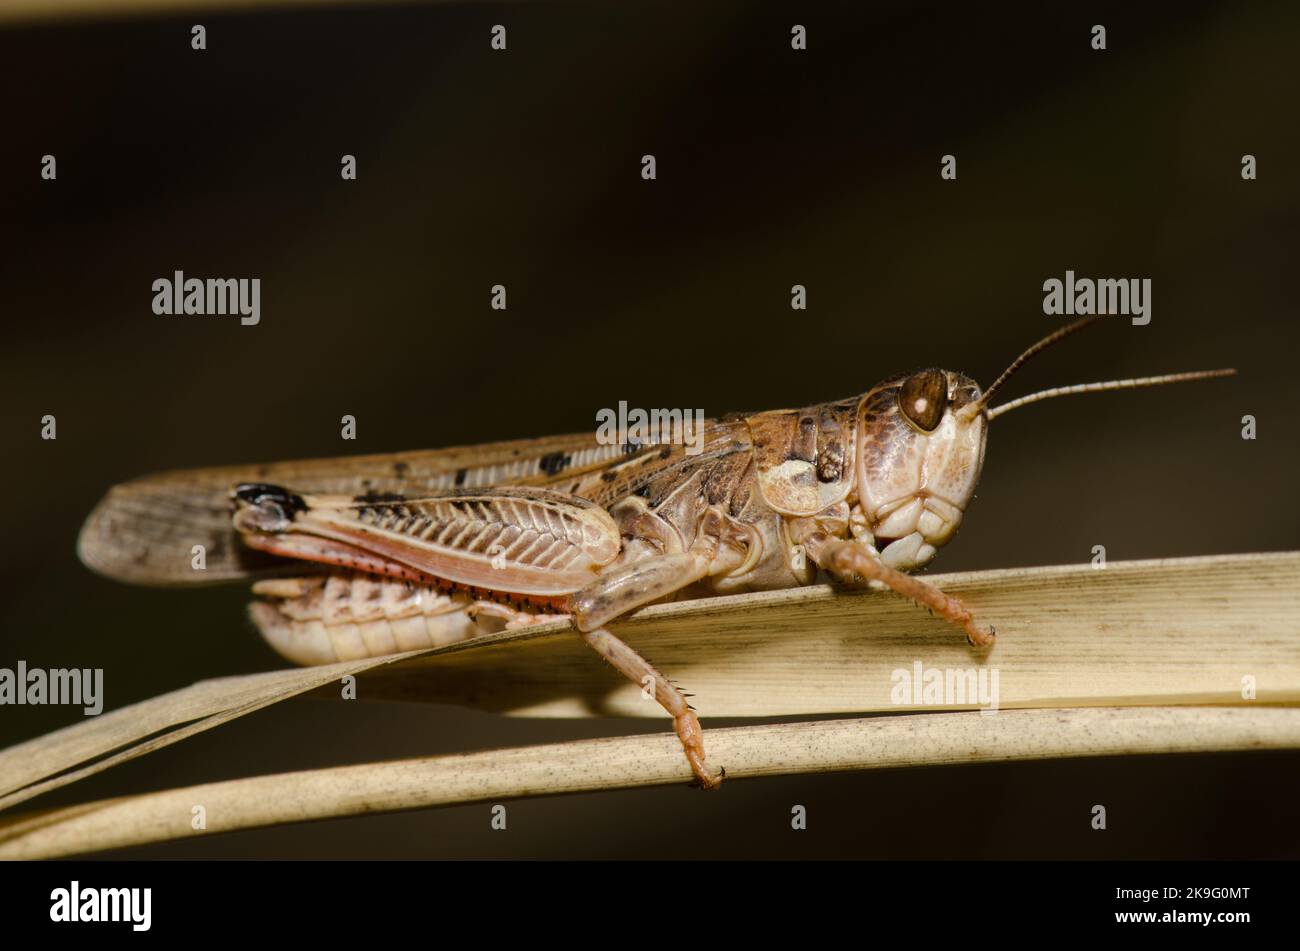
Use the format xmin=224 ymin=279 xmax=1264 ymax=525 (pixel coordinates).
xmin=1 ymin=0 xmax=1297 ymax=858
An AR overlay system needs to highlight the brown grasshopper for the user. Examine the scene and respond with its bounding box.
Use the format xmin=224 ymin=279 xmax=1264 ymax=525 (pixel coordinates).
xmin=78 ymin=316 xmax=1233 ymax=788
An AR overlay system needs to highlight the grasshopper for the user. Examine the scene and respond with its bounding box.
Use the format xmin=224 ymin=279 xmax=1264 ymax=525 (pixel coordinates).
xmin=79 ymin=316 xmax=1233 ymax=788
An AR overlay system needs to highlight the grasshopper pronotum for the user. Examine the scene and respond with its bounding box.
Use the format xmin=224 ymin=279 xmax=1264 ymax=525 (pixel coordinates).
xmin=79 ymin=316 xmax=1233 ymax=787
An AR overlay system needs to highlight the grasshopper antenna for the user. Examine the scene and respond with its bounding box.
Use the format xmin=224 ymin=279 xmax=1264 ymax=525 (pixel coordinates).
xmin=958 ymin=315 xmax=1234 ymax=420
xmin=985 ymin=368 xmax=1236 ymax=420
xmin=958 ymin=315 xmax=1107 ymax=420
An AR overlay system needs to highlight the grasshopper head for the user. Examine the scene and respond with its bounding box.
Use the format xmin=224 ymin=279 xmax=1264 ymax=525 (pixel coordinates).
xmin=854 ymin=316 xmax=1236 ymax=572
xmin=855 ymin=369 xmax=988 ymax=570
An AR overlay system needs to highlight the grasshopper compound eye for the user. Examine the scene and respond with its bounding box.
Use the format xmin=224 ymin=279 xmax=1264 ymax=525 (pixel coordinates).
xmin=898 ymin=368 xmax=948 ymax=432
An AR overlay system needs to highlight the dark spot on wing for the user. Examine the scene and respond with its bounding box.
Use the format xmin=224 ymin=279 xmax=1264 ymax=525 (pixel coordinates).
xmin=353 ymin=491 xmax=407 ymax=504
xmin=539 ymin=451 xmax=571 ymax=476
xmin=234 ymin=483 xmax=307 ymax=516
xmin=454 ymin=468 xmax=467 ymax=487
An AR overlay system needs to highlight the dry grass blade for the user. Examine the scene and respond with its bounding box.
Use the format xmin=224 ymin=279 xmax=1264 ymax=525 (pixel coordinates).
xmin=0 ymin=552 xmax=1296 ymax=815
xmin=359 ymin=551 xmax=1300 ymax=716
xmin=0 ymin=656 xmax=431 ymax=811
xmin=1 ymin=706 xmax=1297 ymax=859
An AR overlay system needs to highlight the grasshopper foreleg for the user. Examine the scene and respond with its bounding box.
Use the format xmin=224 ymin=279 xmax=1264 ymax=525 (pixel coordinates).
xmin=807 ymin=535 xmax=996 ymax=648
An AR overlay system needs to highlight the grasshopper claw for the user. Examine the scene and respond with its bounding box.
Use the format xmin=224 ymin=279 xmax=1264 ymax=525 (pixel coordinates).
xmin=966 ymin=623 xmax=996 ymax=649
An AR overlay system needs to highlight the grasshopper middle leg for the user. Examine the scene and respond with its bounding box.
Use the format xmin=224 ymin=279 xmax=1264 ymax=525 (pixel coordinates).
xmin=569 ymin=540 xmax=725 ymax=789
xmin=579 ymin=626 xmax=721 ymax=790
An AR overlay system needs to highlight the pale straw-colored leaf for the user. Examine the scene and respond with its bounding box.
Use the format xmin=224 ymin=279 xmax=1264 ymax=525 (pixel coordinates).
xmin=0 ymin=553 xmax=1296 ymax=852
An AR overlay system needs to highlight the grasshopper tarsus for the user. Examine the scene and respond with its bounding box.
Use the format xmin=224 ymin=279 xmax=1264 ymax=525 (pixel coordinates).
xmin=689 ymin=768 xmax=726 ymax=791
xmin=966 ymin=624 xmax=997 ymax=649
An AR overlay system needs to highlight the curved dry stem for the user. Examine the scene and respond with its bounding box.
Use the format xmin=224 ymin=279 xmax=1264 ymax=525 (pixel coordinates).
xmin=2 ymin=706 xmax=1298 ymax=859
